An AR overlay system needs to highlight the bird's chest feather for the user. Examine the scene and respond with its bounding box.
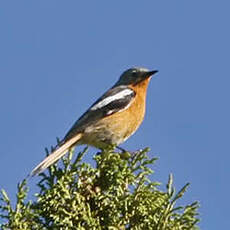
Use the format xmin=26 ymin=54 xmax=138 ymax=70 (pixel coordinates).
xmin=82 ymin=92 xmax=146 ymax=147
xmin=81 ymin=80 xmax=149 ymax=148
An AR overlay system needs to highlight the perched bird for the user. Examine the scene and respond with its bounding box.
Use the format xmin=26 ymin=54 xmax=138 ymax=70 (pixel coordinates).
xmin=31 ymin=67 xmax=158 ymax=176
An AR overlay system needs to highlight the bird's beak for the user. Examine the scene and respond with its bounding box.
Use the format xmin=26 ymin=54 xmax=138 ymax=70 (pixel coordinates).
xmin=142 ymin=70 xmax=158 ymax=80
xmin=133 ymin=69 xmax=159 ymax=85
xmin=147 ymin=70 xmax=158 ymax=77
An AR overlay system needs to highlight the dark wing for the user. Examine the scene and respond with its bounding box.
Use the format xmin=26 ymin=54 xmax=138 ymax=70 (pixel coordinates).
xmin=64 ymin=85 xmax=136 ymax=141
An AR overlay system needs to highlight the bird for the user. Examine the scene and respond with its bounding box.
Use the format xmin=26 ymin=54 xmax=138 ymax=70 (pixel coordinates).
xmin=31 ymin=67 xmax=158 ymax=176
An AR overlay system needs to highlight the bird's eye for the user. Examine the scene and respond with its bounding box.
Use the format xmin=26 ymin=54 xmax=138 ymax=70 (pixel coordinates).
xmin=132 ymin=71 xmax=138 ymax=77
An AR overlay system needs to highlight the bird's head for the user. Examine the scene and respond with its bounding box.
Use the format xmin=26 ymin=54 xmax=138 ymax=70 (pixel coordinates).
xmin=116 ymin=67 xmax=158 ymax=86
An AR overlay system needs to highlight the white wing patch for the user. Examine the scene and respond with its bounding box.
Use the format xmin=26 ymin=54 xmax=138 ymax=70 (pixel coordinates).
xmin=90 ymin=88 xmax=134 ymax=111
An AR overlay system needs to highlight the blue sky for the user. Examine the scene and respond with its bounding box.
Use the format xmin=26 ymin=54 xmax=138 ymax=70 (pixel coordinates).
xmin=0 ymin=1 xmax=229 ymax=229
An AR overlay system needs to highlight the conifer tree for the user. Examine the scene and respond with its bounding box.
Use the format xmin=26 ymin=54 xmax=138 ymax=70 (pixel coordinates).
xmin=0 ymin=147 xmax=199 ymax=230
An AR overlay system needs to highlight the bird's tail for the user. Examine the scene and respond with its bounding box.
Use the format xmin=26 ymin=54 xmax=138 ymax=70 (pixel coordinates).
xmin=30 ymin=133 xmax=83 ymax=176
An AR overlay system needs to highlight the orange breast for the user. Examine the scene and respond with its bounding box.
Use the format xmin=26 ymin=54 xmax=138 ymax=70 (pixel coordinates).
xmin=81 ymin=78 xmax=151 ymax=148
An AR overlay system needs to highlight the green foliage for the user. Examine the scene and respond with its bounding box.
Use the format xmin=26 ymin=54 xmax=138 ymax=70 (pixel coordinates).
xmin=0 ymin=148 xmax=200 ymax=229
